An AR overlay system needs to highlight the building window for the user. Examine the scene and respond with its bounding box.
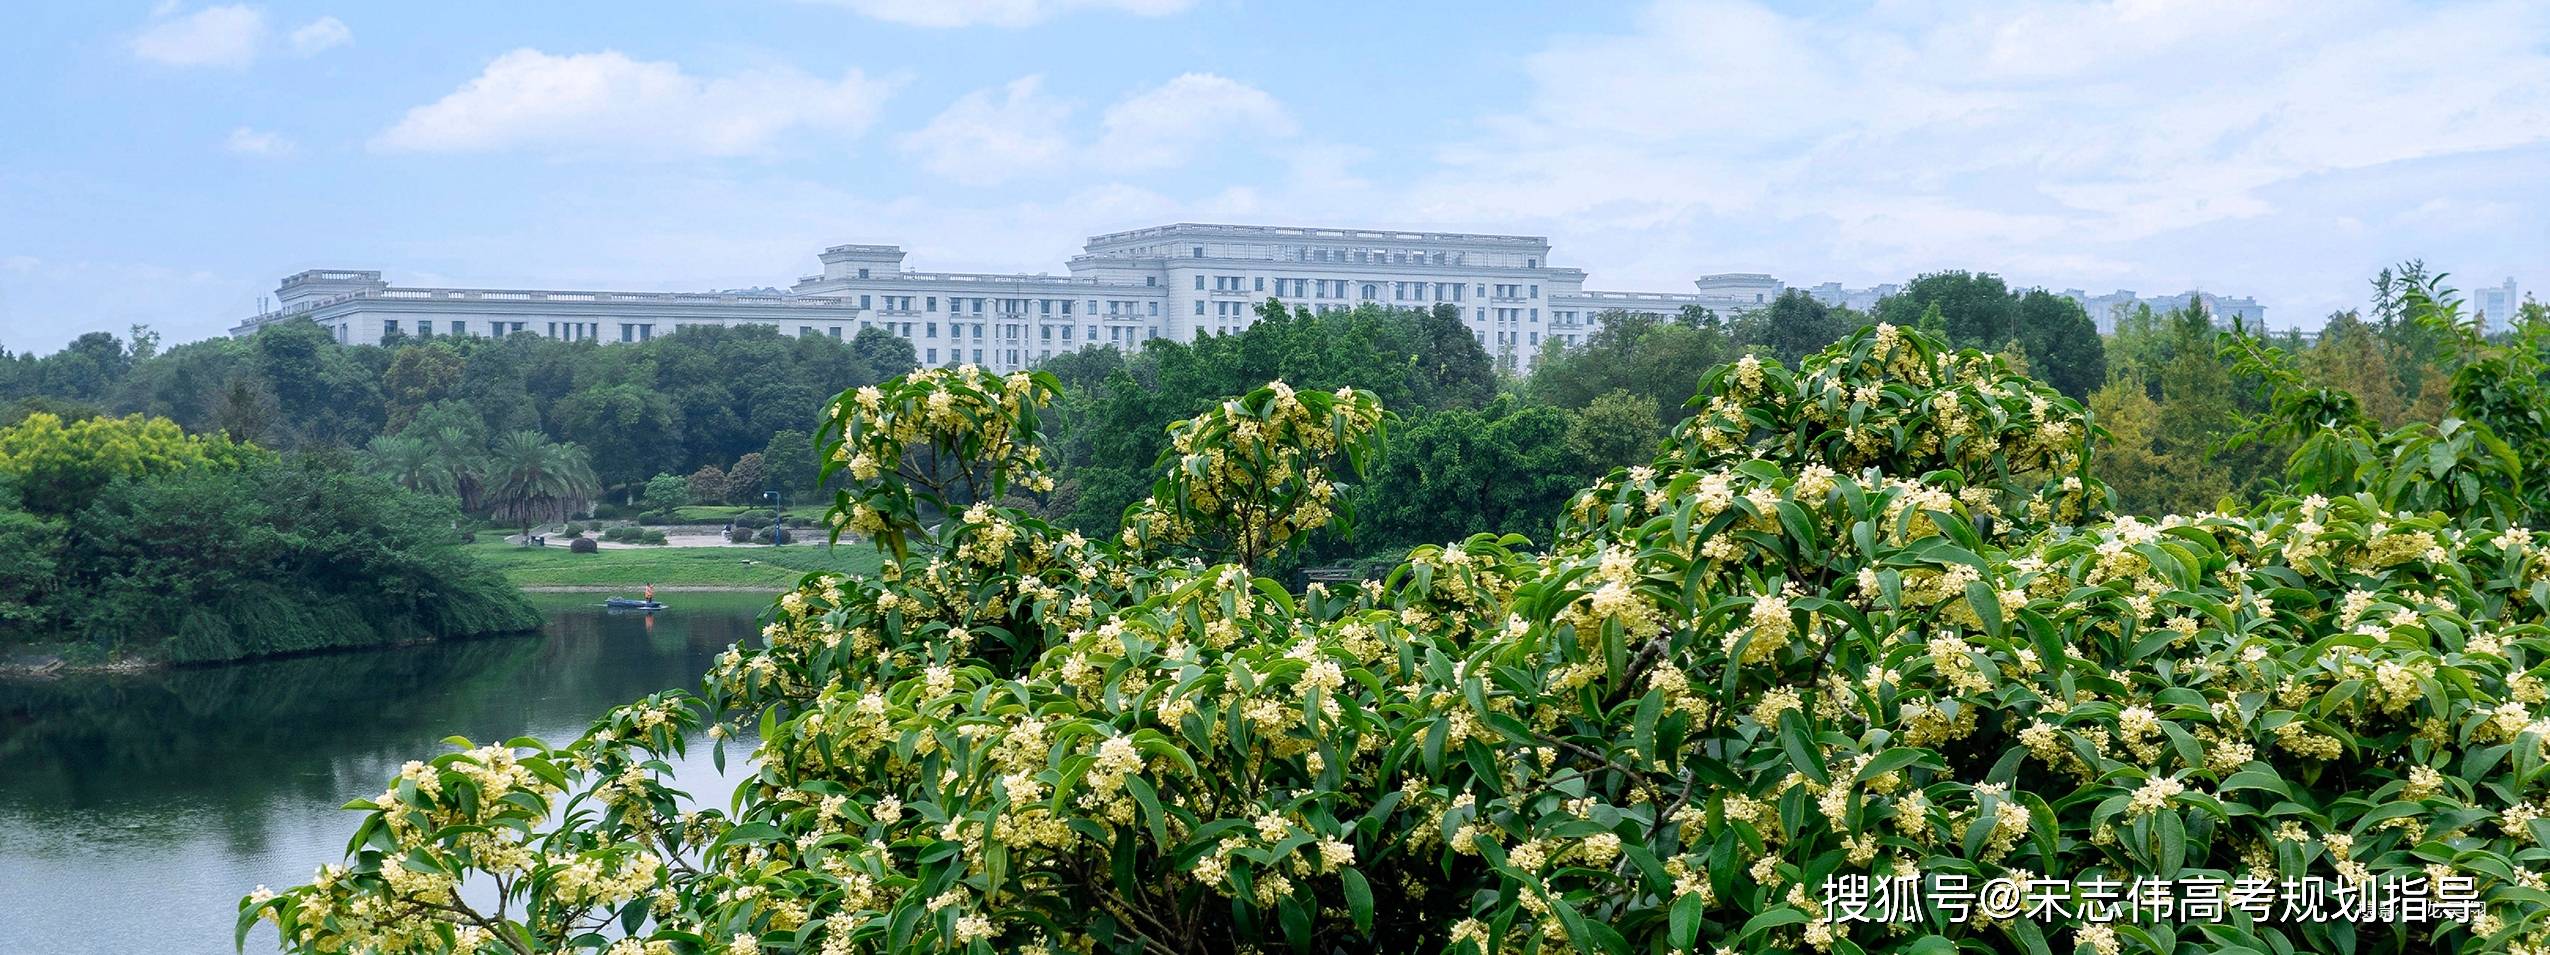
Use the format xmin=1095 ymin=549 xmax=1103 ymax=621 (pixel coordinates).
xmin=1195 ymin=301 xmax=1206 ymax=315
xmin=830 ymin=326 xmax=842 ymax=338
xmin=927 ymin=296 xmax=937 ymax=311
xmin=1192 ymin=246 xmax=1204 ymax=257
xmin=1195 ymin=275 xmax=1206 ymax=290
xmin=858 ymin=268 xmax=870 ymax=279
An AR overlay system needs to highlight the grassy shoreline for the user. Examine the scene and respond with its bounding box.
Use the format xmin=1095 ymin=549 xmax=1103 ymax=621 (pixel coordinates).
xmin=463 ymin=540 xmax=883 ymax=590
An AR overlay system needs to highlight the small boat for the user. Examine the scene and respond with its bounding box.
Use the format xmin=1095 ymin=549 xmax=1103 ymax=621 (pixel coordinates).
xmin=603 ymin=598 xmax=666 ymax=611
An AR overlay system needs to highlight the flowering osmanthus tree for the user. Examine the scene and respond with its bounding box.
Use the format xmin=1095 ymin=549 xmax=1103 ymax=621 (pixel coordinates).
xmin=1119 ymin=380 xmax=1388 ymax=570
xmin=821 ymin=366 xmax=1062 ymax=559
xmin=254 ymin=329 xmax=2550 ymax=955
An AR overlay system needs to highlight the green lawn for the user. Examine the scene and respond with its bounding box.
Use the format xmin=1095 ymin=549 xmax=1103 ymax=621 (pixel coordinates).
xmin=462 ymin=540 xmax=882 ymax=589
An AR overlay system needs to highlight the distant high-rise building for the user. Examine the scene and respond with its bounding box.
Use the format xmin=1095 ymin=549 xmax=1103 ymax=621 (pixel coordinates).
xmin=2061 ymin=288 xmax=2266 ymax=334
xmin=1805 ymin=281 xmax=1898 ymax=312
xmin=2473 ymin=277 xmax=2522 ymax=333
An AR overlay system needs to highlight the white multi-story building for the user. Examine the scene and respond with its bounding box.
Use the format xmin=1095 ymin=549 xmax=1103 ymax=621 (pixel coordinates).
xmin=2473 ymin=278 xmax=2522 ymax=333
xmin=233 ymin=222 xmax=2179 ymax=373
xmin=2063 ymin=288 xmax=2267 ymax=334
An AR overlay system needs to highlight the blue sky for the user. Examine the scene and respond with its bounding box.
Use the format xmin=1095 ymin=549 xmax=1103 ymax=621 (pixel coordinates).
xmin=2 ymin=0 xmax=2544 ymax=351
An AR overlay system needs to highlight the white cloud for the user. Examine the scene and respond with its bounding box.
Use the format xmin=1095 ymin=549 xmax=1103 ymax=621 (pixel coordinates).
xmin=1398 ymin=0 xmax=2550 ymax=321
xmin=288 ymin=16 xmax=351 ymax=56
xmin=898 ymin=76 xmax=1076 ymax=185
xmin=806 ymin=0 xmax=1190 ymax=28
xmin=372 ymin=49 xmax=895 ymax=158
xmin=897 ymin=73 xmax=1293 ymax=184
xmin=224 ymin=126 xmax=295 ymax=156
xmin=1093 ymin=73 xmax=1295 ymax=171
xmin=130 ymin=4 xmax=266 ymax=68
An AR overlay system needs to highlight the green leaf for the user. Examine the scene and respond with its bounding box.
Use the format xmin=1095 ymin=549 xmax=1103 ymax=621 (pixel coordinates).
xmin=1669 ymin=892 xmax=1704 ymax=950
xmin=1126 ymin=775 xmax=1168 ymax=848
xmin=1342 ymin=868 xmax=1374 ymax=935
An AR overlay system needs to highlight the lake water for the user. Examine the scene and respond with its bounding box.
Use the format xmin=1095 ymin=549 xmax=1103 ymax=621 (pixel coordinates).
xmin=0 ymin=592 xmax=770 ymax=954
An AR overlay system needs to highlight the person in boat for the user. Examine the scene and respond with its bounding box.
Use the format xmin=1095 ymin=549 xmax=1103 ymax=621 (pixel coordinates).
xmin=643 ymin=583 xmax=655 ymax=603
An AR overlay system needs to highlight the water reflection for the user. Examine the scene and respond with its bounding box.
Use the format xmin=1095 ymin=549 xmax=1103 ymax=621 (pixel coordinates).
xmin=0 ymin=592 xmax=770 ymax=954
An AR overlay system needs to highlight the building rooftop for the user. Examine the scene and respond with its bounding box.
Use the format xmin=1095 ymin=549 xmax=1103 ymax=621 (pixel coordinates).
xmin=1082 ymin=222 xmax=1551 ymax=250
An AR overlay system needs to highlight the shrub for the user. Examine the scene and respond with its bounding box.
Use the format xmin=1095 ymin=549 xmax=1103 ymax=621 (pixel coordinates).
xmin=640 ymin=529 xmax=667 ymax=546
xmin=255 ymin=333 xmax=2550 ymax=955
xmin=726 ymin=525 xmax=753 ymax=544
xmin=15 ymin=455 xmax=536 ymax=661
xmin=600 ymin=525 xmax=644 ymax=544
xmin=567 ymin=536 xmax=597 ymax=554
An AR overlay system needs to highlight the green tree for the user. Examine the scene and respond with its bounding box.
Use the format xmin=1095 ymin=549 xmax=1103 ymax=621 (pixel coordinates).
xmin=2011 ymin=288 xmax=2106 ymax=398
xmin=1730 ymin=289 xmax=1854 ymax=364
xmin=686 ymin=464 xmax=730 ymax=506
xmin=0 ymin=412 xmax=267 ymax=515
xmin=1356 ymin=396 xmax=1578 ymax=551
xmin=480 ymin=431 xmax=598 ymax=541
xmin=381 ymin=343 xmax=465 ymax=431
xmin=761 ymin=428 xmax=822 ymax=498
xmin=639 ymin=471 xmax=690 ymax=518
xmin=853 ymin=325 xmax=917 ymax=376
xmin=0 ymin=487 xmax=60 ymax=627
xmin=555 ymin=382 xmax=678 ymax=498
xmin=2088 ymin=376 xmax=2224 ymax=514
xmin=724 ymin=451 xmax=768 ymax=504
xmin=364 ymin=433 xmax=459 ymax=498
xmin=2304 ymin=310 xmax=2407 ymax=426
xmin=1874 ymin=270 xmax=2018 ymax=346
xmin=56 ymin=456 xmax=538 ymax=660
xmin=1561 ymin=388 xmax=1662 ymax=474
xmin=1526 ymin=311 xmax=1735 ymax=425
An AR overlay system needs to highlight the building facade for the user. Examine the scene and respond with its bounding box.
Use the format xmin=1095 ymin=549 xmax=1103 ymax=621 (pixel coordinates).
xmin=2473 ymin=278 xmax=2523 ymax=333
xmin=233 ymin=223 xmax=2236 ymax=373
xmin=2062 ymin=288 xmax=2267 ymax=334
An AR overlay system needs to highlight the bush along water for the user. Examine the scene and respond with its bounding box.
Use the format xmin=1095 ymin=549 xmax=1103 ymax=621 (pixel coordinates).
xmin=0 ymin=416 xmax=540 ymax=664
xmin=249 ymin=319 xmax=2550 ymax=954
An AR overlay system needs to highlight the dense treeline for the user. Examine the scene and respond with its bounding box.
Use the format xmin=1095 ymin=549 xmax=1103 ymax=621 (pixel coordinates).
xmin=7 ymin=264 xmax=2528 ymax=574
xmin=2086 ymin=261 xmax=2544 ymax=515
xmin=0 ymin=320 xmax=914 ymax=503
xmin=0 ymin=414 xmax=539 ymax=663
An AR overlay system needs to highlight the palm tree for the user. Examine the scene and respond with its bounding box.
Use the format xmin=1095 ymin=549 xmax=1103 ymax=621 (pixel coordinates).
xmin=365 ymin=434 xmax=457 ymax=497
xmin=416 ymin=423 xmax=489 ymax=511
xmin=481 ymin=431 xmax=598 ymax=543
